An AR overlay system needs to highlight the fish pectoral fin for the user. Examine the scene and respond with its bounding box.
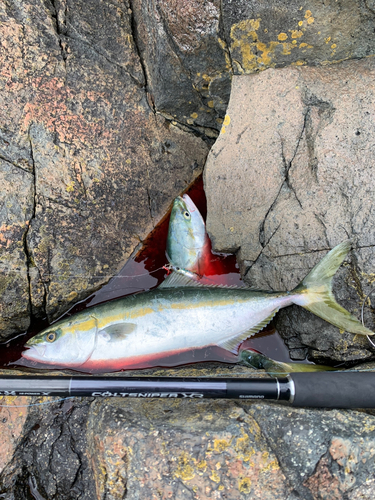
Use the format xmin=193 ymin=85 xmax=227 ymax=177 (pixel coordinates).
xmin=217 ymin=311 xmax=278 ymax=354
xmin=98 ymin=323 xmax=137 ymax=342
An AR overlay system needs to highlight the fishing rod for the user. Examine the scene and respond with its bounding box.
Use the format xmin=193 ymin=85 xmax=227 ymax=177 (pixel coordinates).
xmin=0 ymin=372 xmax=374 ymax=408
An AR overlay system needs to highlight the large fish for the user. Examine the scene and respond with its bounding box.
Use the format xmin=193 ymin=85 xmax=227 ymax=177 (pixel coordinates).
xmin=22 ymin=241 xmax=374 ymax=371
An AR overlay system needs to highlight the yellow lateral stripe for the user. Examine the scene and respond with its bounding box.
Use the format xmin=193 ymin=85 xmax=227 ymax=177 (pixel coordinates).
xmin=95 ymin=299 xmax=242 ymax=327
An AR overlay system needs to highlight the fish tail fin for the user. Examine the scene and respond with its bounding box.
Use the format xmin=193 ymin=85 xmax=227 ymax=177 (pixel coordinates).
xmin=292 ymin=241 xmax=374 ymax=336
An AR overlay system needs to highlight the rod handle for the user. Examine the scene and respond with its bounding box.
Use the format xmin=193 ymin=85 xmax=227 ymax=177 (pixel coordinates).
xmin=290 ymin=372 xmax=375 ymax=408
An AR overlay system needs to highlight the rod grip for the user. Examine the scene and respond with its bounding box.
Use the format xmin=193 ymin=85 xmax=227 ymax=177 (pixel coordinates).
xmin=290 ymin=372 xmax=375 ymax=408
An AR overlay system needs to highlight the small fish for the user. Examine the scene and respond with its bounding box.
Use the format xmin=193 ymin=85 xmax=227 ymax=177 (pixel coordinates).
xmin=239 ymin=349 xmax=336 ymax=375
xmin=22 ymin=241 xmax=374 ymax=372
xmin=166 ymin=194 xmax=210 ymax=277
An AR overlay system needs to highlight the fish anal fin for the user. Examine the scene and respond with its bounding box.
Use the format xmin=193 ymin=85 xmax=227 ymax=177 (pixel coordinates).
xmin=218 ymin=311 xmax=278 ymax=354
xmin=98 ymin=323 xmax=136 ymax=342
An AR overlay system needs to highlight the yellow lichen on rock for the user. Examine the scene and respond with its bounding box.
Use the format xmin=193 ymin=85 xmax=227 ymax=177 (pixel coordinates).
xmin=214 ymin=438 xmax=232 ymax=453
xmin=278 ymin=32 xmax=288 ymax=41
xmin=173 ymin=452 xmax=196 ymax=481
xmin=210 ymin=470 xmax=221 ymax=483
xmin=291 ymin=30 xmax=304 ymax=39
xmin=238 ymin=477 xmax=252 ymax=494
xmin=230 ymin=16 xmax=316 ymax=73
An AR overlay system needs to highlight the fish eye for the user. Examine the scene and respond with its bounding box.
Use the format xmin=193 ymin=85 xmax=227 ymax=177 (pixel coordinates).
xmin=183 ymin=211 xmax=191 ymax=219
xmin=46 ymin=332 xmax=57 ymax=343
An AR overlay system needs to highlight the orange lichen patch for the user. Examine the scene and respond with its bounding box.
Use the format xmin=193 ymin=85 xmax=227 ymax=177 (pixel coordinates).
xmin=281 ymin=42 xmax=295 ymax=55
xmin=0 ymin=223 xmax=25 ymax=248
xmin=305 ymin=10 xmax=312 ymax=18
xmin=304 ymin=456 xmax=342 ymax=500
xmin=257 ymin=41 xmax=280 ymax=66
xmin=223 ymin=115 xmax=231 ymax=126
xmin=329 ymin=438 xmax=350 ymax=464
xmin=0 ymin=396 xmax=30 ymax=474
xmin=307 ymin=17 xmax=314 ymax=24
xmin=291 ymin=30 xmax=304 ymax=39
xmin=278 ymin=33 xmax=288 ymax=41
xmin=21 ymin=77 xmax=114 ymax=149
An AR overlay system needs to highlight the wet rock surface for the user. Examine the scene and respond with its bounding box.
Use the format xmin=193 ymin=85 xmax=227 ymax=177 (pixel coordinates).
xmin=204 ymin=57 xmax=375 ymax=364
xmin=0 ymin=0 xmax=209 ymax=340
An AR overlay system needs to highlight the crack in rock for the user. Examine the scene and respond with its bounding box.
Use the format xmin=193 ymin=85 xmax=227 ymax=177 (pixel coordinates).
xmin=128 ymin=0 xmax=152 ymax=97
xmin=302 ymin=93 xmax=336 ymax=181
xmin=156 ymin=111 xmax=219 ymax=142
xmin=0 ymin=154 xmax=31 ymax=174
xmin=49 ymin=0 xmax=68 ymax=76
xmin=23 ymin=130 xmax=37 ymax=324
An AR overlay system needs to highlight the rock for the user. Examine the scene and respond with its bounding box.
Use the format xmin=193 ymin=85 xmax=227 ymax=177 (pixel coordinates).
xmin=130 ymin=0 xmax=375 ymax=140
xmin=0 ymin=395 xmax=30 ymax=476
xmin=0 ymin=0 xmax=209 ymax=340
xmin=246 ymin=403 xmax=375 ymax=500
xmin=204 ymin=57 xmax=375 ymax=363
xmin=85 ymin=364 xmax=289 ymax=500
xmin=87 ymin=399 xmax=290 ymax=500
xmin=222 ymin=0 xmax=375 ymax=74
xmin=0 ymin=395 xmax=96 ymax=500
xmin=0 ymin=161 xmax=33 ymax=336
xmin=132 ymin=0 xmax=231 ymax=136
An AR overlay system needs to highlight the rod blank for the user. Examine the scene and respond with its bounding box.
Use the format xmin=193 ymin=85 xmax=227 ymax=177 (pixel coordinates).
xmin=0 ymin=372 xmax=373 ymax=408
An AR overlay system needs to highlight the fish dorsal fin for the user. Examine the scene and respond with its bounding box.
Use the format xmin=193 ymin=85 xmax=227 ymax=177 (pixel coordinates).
xmin=98 ymin=323 xmax=137 ymax=342
xmin=159 ymin=271 xmax=205 ymax=288
xmin=217 ymin=310 xmax=278 ymax=354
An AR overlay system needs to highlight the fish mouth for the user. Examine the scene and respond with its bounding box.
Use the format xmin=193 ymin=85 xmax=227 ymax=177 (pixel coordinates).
xmin=181 ymin=194 xmax=198 ymax=213
xmin=21 ymin=344 xmax=46 ymax=360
